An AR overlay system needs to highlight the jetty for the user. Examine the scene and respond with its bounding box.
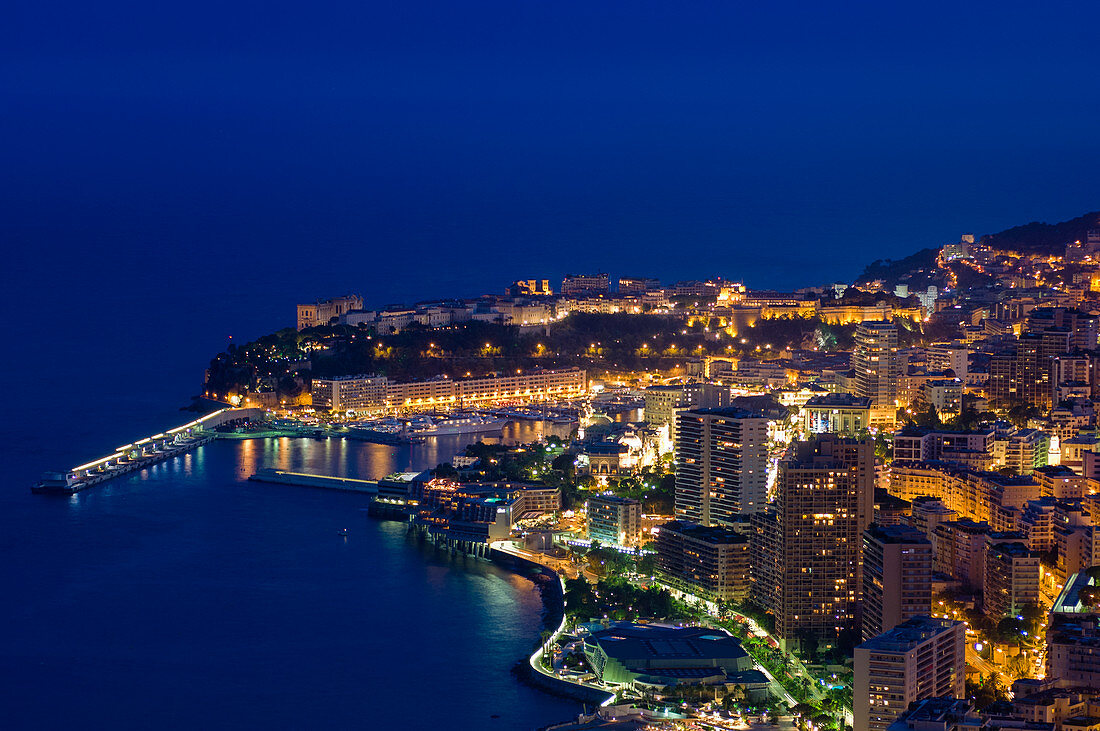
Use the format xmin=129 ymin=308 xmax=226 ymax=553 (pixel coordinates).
xmin=32 ymin=407 xmax=265 ymax=495
xmin=248 ymin=468 xmax=379 ymax=494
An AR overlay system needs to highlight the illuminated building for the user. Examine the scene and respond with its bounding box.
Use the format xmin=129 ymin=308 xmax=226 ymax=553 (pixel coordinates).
xmin=931 ymin=518 xmax=989 ymax=591
xmin=312 ymin=368 xmax=586 ymax=414
xmin=654 ymin=520 xmax=750 ymax=603
xmin=862 ymin=524 xmax=932 ymax=641
xmin=311 ymin=374 xmax=388 ymax=412
xmin=582 ymin=623 xmax=752 ymax=685
xmin=412 ymin=479 xmax=560 ymax=545
xmin=674 ymin=407 xmax=770 ymax=525
xmin=926 ymin=342 xmax=969 ymax=382
xmin=983 ymin=541 xmax=1041 ymax=617
xmin=854 ymin=617 xmax=966 ymax=731
xmin=617 ymin=277 xmax=661 ymax=295
xmin=644 ymin=383 xmax=730 ymax=445
xmin=1048 ymin=593 xmax=1100 ymax=688
xmin=891 ymin=428 xmax=994 ymax=465
xmin=508 ymin=279 xmax=553 ymax=296
xmin=918 ymin=378 xmax=962 ymax=418
xmin=802 ymin=392 xmax=873 ymax=435
xmin=774 ymin=435 xmax=874 ymax=648
xmin=853 ymin=321 xmax=899 ymax=408
xmin=560 ymin=273 xmax=610 ymax=296
xmin=989 ymin=329 xmax=1072 ymax=409
xmin=296 ymin=294 xmax=364 ymax=330
xmin=587 ymin=494 xmax=642 ymax=548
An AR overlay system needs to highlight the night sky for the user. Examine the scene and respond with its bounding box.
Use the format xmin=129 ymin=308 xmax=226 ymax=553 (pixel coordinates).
xmin=2 ymin=1 xmax=1100 ymax=427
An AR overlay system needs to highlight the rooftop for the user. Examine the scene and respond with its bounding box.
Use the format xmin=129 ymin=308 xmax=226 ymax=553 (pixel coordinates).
xmin=587 ymin=624 xmax=749 ymax=664
xmin=858 ymin=616 xmax=962 ymax=652
xmin=657 ymin=520 xmax=747 ymax=545
xmin=865 ymin=523 xmax=929 ymax=545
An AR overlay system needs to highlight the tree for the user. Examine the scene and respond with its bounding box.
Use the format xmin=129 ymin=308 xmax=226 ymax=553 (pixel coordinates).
xmin=912 ymin=403 xmax=941 ymax=428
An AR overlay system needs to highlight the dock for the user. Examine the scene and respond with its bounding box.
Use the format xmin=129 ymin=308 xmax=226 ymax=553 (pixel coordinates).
xmin=32 ymin=407 xmax=266 ymax=495
xmin=248 ymin=468 xmax=379 ymax=494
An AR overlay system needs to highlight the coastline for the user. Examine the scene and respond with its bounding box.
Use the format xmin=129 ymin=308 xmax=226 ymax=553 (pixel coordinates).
xmin=486 ymin=545 xmax=615 ymax=707
xmin=38 ymin=414 xmax=597 ymax=720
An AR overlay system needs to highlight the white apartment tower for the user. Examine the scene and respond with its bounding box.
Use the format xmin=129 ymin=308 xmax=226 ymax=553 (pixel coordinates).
xmin=853 ymin=320 xmax=899 ymax=408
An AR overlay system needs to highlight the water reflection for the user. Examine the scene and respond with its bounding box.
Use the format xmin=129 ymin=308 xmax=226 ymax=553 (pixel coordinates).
xmin=119 ymin=418 xmax=578 ymax=487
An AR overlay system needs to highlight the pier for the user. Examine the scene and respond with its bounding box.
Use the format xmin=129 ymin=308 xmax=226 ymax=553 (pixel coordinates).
xmin=32 ymin=407 xmax=265 ymax=495
xmin=248 ymin=468 xmax=379 ymax=494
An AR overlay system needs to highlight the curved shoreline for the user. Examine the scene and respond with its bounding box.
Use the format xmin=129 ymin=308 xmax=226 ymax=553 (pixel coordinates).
xmin=487 ymin=546 xmax=615 ymax=707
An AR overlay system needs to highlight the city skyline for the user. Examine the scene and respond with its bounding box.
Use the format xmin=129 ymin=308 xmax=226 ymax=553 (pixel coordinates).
xmin=8 ymin=2 xmax=1100 ymax=729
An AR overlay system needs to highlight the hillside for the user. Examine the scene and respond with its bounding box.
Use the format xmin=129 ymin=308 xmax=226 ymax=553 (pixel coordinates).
xmin=855 ymin=248 xmax=942 ymax=288
xmin=855 ymin=209 xmax=1100 ymax=286
xmin=981 ymin=210 xmax=1100 ymax=255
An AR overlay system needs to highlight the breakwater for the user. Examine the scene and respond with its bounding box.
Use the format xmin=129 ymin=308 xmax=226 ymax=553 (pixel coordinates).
xmin=248 ymin=468 xmax=379 ymax=493
xmin=32 ymin=407 xmax=265 ymax=494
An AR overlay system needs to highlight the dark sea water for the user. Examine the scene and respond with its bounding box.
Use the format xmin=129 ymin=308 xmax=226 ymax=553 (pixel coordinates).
xmin=0 ymin=428 xmax=580 ymax=730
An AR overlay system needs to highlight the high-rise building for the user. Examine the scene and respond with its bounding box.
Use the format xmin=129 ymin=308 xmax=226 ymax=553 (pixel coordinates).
xmin=654 ymin=520 xmax=750 ymax=603
xmin=774 ymin=435 xmax=874 ymax=648
xmin=1026 ymin=307 xmax=1099 ymax=351
xmin=587 ymin=494 xmax=642 ymax=548
xmin=645 ymin=383 xmax=731 ymax=446
xmin=853 ymin=321 xmax=899 ymax=408
xmin=748 ymin=508 xmax=782 ymax=614
xmin=931 ymin=518 xmax=990 ymax=591
xmin=990 ymin=329 xmax=1072 ymax=409
xmin=674 ymin=408 xmax=770 ymax=525
xmin=862 ymin=524 xmax=933 ymax=641
xmin=854 ymin=616 xmax=967 ymax=731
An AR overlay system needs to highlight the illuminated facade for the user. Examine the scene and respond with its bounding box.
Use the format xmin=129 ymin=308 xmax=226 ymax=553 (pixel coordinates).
xmin=853 ymin=320 xmax=899 ymax=408
xmin=854 ymin=617 xmax=966 ymax=731
xmin=655 ymin=520 xmax=750 ymax=603
xmin=774 ymin=435 xmax=874 ymax=647
xmin=802 ymin=393 xmax=873 ymax=435
xmin=674 ymin=407 xmax=770 ymax=525
xmin=587 ymin=494 xmax=642 ymax=548
xmin=560 ymin=273 xmax=610 ymax=296
xmin=296 ymin=294 xmax=363 ymax=330
xmin=984 ymin=540 xmax=1041 ymax=617
xmin=312 ymin=368 xmax=586 ymax=413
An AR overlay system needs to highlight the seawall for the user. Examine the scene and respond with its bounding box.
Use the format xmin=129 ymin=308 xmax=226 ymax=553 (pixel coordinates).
xmin=490 ymin=547 xmax=615 ymax=707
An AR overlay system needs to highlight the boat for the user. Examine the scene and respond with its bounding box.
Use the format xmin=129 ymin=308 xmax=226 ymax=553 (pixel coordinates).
xmin=339 ymin=528 xmax=349 ymax=536
xmin=407 ymin=414 xmax=507 ymax=437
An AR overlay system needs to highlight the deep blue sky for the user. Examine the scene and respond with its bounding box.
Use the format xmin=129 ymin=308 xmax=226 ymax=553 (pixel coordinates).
xmin=2 ymin=1 xmax=1099 ymax=445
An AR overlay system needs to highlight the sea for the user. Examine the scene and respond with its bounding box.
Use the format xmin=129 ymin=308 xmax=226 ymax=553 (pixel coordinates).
xmin=0 ymin=416 xmax=586 ymax=729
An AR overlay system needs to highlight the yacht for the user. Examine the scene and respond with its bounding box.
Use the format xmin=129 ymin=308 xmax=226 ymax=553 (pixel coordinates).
xmin=407 ymin=414 xmax=507 ymax=437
